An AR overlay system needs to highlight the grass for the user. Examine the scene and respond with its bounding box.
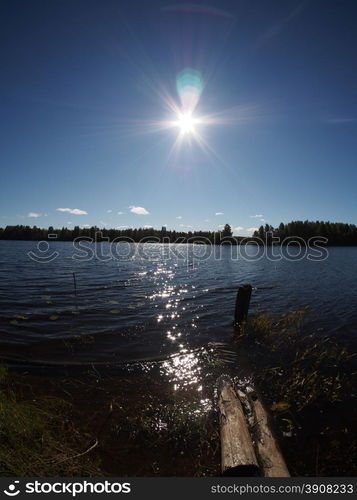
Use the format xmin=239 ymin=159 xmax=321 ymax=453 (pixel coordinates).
xmin=244 ymin=310 xmax=357 ymax=476
xmin=0 ymin=367 xmax=100 ymax=476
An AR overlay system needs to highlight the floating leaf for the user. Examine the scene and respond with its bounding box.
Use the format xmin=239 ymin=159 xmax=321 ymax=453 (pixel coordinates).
xmin=49 ymin=315 xmax=59 ymax=321
xmin=109 ymin=309 xmax=120 ymax=314
xmin=42 ymin=295 xmax=51 ymax=300
xmin=271 ymin=402 xmax=290 ymax=412
xmin=109 ymin=300 xmax=119 ymax=304
xmin=14 ymin=315 xmax=29 ymax=320
xmin=46 ymin=301 xmax=52 ymax=304
xmin=10 ymin=320 xmax=19 ymax=325
xmin=71 ymin=311 xmax=80 ymax=315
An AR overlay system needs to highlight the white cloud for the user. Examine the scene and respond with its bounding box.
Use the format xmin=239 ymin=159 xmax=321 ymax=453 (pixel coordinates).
xmin=57 ymin=208 xmax=88 ymax=215
xmin=144 ymin=225 xmax=153 ymax=229
xmin=235 ymin=226 xmax=244 ymax=232
xmin=27 ymin=212 xmax=41 ymax=218
xmin=129 ymin=206 xmax=149 ymax=215
xmin=250 ymin=214 xmax=263 ymax=218
xmin=117 ymin=211 xmax=124 ymax=215
xmin=176 ymin=216 xmax=182 ymax=219
xmin=116 ymin=225 xmax=128 ymax=229
xmin=247 ymin=227 xmax=259 ymax=234
xmin=215 ymin=212 xmax=224 ymax=216
xmin=218 ymin=224 xmax=224 ymax=229
xmin=106 ymin=209 xmax=112 ymax=213
xmin=204 ymin=219 xmax=210 ymax=222
xmin=82 ymin=224 xmax=90 ymax=228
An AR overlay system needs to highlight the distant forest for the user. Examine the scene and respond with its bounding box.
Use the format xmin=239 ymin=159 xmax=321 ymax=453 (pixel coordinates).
xmin=0 ymin=223 xmax=234 ymax=243
xmin=253 ymin=221 xmax=357 ymax=246
xmin=0 ymin=221 xmax=357 ymax=245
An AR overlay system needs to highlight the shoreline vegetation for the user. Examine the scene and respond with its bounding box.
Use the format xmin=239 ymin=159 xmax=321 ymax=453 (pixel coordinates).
xmin=1 ymin=220 xmax=357 ymax=245
xmin=1 ymin=311 xmax=356 ymax=476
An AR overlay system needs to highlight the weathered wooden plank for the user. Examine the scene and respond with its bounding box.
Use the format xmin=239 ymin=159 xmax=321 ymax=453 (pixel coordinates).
xmin=218 ymin=382 xmax=259 ymax=476
xmin=252 ymin=397 xmax=290 ymax=477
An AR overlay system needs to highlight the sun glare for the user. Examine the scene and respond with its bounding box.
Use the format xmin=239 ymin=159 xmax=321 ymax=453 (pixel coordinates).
xmin=133 ymin=68 xmax=251 ymax=160
xmin=176 ymin=112 xmax=196 ymax=134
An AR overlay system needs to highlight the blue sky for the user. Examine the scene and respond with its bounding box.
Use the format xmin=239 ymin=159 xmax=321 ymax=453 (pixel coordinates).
xmin=1 ymin=0 xmax=356 ymax=236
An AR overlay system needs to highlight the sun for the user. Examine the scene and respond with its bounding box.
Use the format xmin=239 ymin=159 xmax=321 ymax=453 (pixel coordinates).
xmin=176 ymin=112 xmax=197 ymax=135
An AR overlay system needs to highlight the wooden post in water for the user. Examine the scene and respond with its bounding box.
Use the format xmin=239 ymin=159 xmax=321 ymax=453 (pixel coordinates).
xmin=234 ymin=284 xmax=252 ymax=328
xmin=218 ymin=381 xmax=259 ymax=476
xmin=251 ymin=395 xmax=290 ymax=477
xmin=72 ymin=272 xmax=77 ymax=296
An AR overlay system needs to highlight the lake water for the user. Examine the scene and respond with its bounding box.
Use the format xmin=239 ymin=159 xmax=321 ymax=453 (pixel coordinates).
xmin=0 ymin=240 xmax=356 ymax=371
xmin=1 ymin=240 xmax=356 ymax=475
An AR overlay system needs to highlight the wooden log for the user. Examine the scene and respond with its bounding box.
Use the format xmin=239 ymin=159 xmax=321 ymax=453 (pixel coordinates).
xmin=234 ymin=284 xmax=252 ymax=327
xmin=251 ymin=396 xmax=290 ymax=477
xmin=218 ymin=381 xmax=259 ymax=476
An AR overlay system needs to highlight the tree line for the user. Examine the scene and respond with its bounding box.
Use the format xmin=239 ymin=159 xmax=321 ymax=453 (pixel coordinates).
xmin=0 ymin=224 xmax=235 ymax=244
xmin=1 ymin=221 xmax=357 ymax=245
xmin=253 ymin=220 xmax=357 ymax=246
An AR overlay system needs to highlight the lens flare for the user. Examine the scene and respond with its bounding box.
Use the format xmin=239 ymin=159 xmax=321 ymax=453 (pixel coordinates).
xmin=118 ymin=66 xmax=258 ymax=166
xmin=176 ymin=68 xmax=204 ymax=114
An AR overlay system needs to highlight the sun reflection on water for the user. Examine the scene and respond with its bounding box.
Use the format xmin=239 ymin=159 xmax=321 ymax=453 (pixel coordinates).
xmin=161 ymin=349 xmax=206 ymax=391
xmin=139 ymin=261 xmax=214 ymax=394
